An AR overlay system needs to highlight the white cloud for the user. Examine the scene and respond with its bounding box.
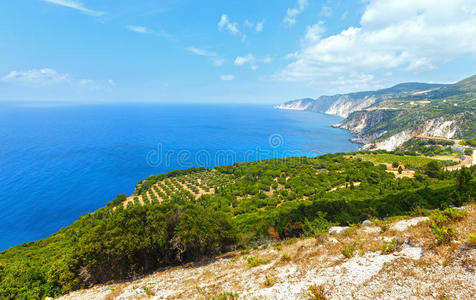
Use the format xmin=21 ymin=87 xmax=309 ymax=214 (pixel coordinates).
xmin=234 ymin=54 xmax=255 ymax=66
xmin=256 ymin=21 xmax=264 ymax=32
xmin=108 ymin=79 xmax=116 ymax=87
xmin=320 ymin=5 xmax=332 ymax=18
xmin=186 ymin=47 xmax=217 ymax=57
xmin=283 ymin=0 xmax=308 ymax=26
xmin=41 ymin=0 xmax=104 ymax=16
xmin=262 ymin=56 xmax=272 ymax=63
xmin=277 ymin=0 xmax=476 ymax=90
xmin=186 ymin=47 xmax=225 ymax=66
xmin=0 ymin=68 xmax=103 ymax=89
xmin=234 ymin=54 xmax=272 ymax=70
xmin=0 ymin=68 xmax=69 ymax=86
xmin=220 ymin=75 xmax=235 ymax=81
xmin=127 ymin=25 xmax=151 ymax=34
xmin=218 ymin=14 xmax=240 ymax=35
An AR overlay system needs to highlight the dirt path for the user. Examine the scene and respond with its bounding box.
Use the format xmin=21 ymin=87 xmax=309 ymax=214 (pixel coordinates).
xmin=328 ymin=182 xmax=361 ymax=192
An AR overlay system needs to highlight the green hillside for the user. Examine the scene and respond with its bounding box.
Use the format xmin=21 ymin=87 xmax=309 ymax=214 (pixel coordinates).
xmin=1 ymin=153 xmax=475 ymax=299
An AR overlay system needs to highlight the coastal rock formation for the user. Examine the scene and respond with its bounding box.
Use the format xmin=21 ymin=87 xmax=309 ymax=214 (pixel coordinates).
xmin=278 ymin=75 xmax=476 ymax=150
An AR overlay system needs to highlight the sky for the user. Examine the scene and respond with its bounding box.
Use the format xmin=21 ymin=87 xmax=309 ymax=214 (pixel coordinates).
xmin=0 ymin=0 xmax=475 ymax=103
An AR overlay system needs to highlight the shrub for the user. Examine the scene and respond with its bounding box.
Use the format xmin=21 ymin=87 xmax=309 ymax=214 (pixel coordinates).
xmin=263 ymin=275 xmax=275 ymax=287
xmin=431 ymin=224 xmax=456 ymax=244
xmin=464 ymin=148 xmax=473 ymax=155
xmin=466 ymin=233 xmax=476 ymax=245
xmin=340 ymin=244 xmax=356 ymax=258
xmin=381 ymin=238 xmax=397 ymax=254
xmin=428 ymin=208 xmax=466 ymax=244
xmin=247 ymin=255 xmax=265 ymax=267
xmin=308 ymin=284 xmax=327 ymax=300
xmin=209 ymin=291 xmax=240 ymax=300
xmin=392 ymin=161 xmax=399 ymax=168
xmin=281 ymin=253 xmax=292 ymax=262
xmin=429 ymin=208 xmax=466 ymax=227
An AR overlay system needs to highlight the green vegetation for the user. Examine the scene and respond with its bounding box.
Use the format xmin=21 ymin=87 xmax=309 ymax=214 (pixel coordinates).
xmin=466 ymin=233 xmax=476 ymax=245
xmin=340 ymin=244 xmax=357 ymax=258
xmin=353 ymin=152 xmax=438 ymax=168
xmin=428 ymin=208 xmax=467 ymax=244
xmin=460 ymin=139 xmax=476 ymax=147
xmin=308 ymin=284 xmax=328 ymax=300
xmin=339 ymin=75 xmax=476 ymax=142
xmin=246 ymin=255 xmax=266 ymax=267
xmin=209 ymin=291 xmax=240 ymax=300
xmin=381 ymin=238 xmax=397 ymax=254
xmin=397 ymin=138 xmax=456 ymax=156
xmin=0 ymin=153 xmax=475 ymax=299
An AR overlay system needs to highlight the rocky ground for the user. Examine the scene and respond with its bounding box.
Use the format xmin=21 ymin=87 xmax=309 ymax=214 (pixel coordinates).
xmin=58 ymin=205 xmax=476 ymax=300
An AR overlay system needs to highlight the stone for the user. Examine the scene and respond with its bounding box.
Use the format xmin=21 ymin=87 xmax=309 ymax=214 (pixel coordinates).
xmin=328 ymin=226 xmax=350 ymax=235
xmin=362 ymin=219 xmax=373 ymax=226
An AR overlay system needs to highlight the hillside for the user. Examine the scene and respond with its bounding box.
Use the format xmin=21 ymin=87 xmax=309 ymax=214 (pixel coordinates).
xmin=0 ymin=153 xmax=475 ymax=299
xmin=277 ymin=75 xmax=476 ymax=150
xmin=59 ymin=205 xmax=476 ymax=299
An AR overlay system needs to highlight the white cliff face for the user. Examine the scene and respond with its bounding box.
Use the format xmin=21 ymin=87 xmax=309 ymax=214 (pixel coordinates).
xmin=365 ymin=118 xmax=460 ymax=151
xmin=420 ymin=118 xmax=458 ymax=138
xmin=325 ymin=96 xmax=377 ymax=118
xmin=363 ymin=129 xmax=414 ymax=151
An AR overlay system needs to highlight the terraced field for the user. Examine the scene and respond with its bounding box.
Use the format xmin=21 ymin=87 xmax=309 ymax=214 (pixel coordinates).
xmin=122 ymin=171 xmax=232 ymax=208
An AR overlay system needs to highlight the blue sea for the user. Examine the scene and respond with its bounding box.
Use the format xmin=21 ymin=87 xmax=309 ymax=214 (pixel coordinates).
xmin=0 ymin=103 xmax=358 ymax=250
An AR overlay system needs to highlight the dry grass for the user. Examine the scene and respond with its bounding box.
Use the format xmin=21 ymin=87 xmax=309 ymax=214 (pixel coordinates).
xmin=61 ymin=204 xmax=476 ymax=300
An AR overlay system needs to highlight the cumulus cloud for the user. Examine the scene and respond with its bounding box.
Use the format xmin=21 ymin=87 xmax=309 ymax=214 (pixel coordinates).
xmin=283 ymin=0 xmax=308 ymax=26
xmin=218 ymin=14 xmax=240 ymax=35
xmin=277 ymin=0 xmax=476 ymax=89
xmin=220 ymin=74 xmax=235 ymax=81
xmin=41 ymin=0 xmax=104 ymax=16
xmin=127 ymin=25 xmax=151 ymax=34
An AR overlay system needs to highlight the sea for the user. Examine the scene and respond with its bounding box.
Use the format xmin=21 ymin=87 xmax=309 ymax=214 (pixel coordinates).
xmin=0 ymin=102 xmax=358 ymax=250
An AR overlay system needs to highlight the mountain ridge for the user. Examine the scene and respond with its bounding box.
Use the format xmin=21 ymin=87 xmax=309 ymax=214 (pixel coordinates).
xmin=277 ymin=75 xmax=476 ymax=150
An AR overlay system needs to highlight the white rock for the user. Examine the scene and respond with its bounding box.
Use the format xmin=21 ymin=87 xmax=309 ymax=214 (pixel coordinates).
xmin=363 ymin=226 xmax=382 ymax=234
xmin=390 ymin=217 xmax=429 ymax=231
xmin=329 ymin=226 xmax=350 ymax=235
xmin=362 ymin=219 xmax=373 ymax=226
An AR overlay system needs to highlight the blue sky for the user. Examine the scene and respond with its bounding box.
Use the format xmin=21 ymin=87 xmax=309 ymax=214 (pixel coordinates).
xmin=0 ymin=0 xmax=475 ymax=103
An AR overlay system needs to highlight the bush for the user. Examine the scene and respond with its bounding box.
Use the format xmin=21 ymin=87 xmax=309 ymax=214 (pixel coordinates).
xmin=209 ymin=291 xmax=240 ymax=300
xmin=466 ymin=233 xmax=476 ymax=245
xmin=246 ymin=255 xmax=266 ymax=267
xmin=428 ymin=208 xmax=466 ymax=244
xmin=464 ymin=148 xmax=473 ymax=155
xmin=431 ymin=224 xmax=456 ymax=244
xmin=340 ymin=244 xmax=356 ymax=258
xmin=308 ymin=284 xmax=328 ymax=300
xmin=381 ymin=238 xmax=397 ymax=254
xmin=281 ymin=253 xmax=292 ymax=262
xmin=263 ymin=275 xmax=275 ymax=287
xmin=392 ymin=162 xmax=399 ymax=168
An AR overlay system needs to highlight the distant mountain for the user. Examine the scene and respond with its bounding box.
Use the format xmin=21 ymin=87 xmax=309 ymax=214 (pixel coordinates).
xmin=278 ymin=75 xmax=476 ymax=150
xmin=277 ymin=82 xmax=447 ymax=118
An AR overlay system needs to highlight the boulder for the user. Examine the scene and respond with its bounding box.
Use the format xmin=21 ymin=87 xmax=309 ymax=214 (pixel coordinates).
xmin=362 ymin=219 xmax=373 ymax=226
xmin=328 ymin=226 xmax=350 ymax=235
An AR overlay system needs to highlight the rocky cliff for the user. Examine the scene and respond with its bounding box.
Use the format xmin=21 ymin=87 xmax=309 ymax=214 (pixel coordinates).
xmin=278 ymin=75 xmax=476 ymax=151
